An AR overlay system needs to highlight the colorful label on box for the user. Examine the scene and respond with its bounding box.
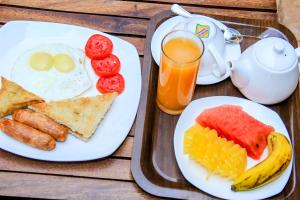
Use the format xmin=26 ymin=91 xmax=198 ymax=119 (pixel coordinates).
xmin=195 ymin=24 xmax=210 ymax=38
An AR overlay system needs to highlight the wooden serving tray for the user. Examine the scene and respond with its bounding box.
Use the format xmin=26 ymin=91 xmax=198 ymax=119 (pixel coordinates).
xmin=132 ymin=11 xmax=299 ymax=199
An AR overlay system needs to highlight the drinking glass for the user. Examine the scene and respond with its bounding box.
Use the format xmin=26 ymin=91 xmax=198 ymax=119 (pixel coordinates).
xmin=156 ymin=30 xmax=204 ymax=115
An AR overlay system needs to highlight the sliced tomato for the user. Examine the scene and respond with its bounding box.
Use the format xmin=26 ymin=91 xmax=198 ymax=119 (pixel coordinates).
xmin=97 ymin=74 xmax=125 ymax=94
xmin=91 ymin=54 xmax=121 ymax=77
xmin=85 ymin=34 xmax=113 ymax=59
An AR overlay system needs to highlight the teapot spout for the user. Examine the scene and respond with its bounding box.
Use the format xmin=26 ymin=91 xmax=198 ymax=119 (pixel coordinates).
xmin=229 ymin=60 xmax=250 ymax=89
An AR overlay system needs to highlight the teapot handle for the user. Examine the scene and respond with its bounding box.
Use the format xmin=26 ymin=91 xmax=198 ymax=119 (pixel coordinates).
xmin=207 ymin=44 xmax=227 ymax=77
xmin=296 ymin=47 xmax=300 ymax=57
xmin=296 ymin=48 xmax=300 ymax=74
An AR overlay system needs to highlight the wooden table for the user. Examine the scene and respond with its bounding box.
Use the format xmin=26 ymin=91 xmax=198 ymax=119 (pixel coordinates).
xmin=0 ymin=0 xmax=282 ymax=199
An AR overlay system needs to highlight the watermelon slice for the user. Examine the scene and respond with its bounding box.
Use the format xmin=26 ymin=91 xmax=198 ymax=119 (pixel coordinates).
xmin=196 ymin=105 xmax=274 ymax=160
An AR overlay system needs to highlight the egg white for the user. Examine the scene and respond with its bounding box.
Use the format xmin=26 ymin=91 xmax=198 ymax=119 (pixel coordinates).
xmin=11 ymin=44 xmax=92 ymax=101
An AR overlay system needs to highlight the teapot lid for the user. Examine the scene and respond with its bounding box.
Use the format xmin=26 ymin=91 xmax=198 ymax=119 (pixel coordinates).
xmin=254 ymin=37 xmax=297 ymax=72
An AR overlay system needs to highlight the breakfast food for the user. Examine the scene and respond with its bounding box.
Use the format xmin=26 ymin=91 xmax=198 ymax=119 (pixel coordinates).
xmin=85 ymin=34 xmax=125 ymax=94
xmin=30 ymin=93 xmax=118 ymax=140
xmin=0 ymin=77 xmax=44 ymax=118
xmin=182 ymin=104 xmax=292 ymax=192
xmin=13 ymin=109 xmax=69 ymax=142
xmin=85 ymin=34 xmax=113 ymax=59
xmin=91 ymin=54 xmax=121 ymax=77
xmin=0 ymin=118 xmax=56 ymax=151
xmin=196 ymin=105 xmax=274 ymax=160
xmin=184 ymin=124 xmax=247 ymax=179
xmin=11 ymin=44 xmax=92 ymax=101
xmin=97 ymin=74 xmax=125 ymax=94
xmin=232 ymin=132 xmax=292 ymax=191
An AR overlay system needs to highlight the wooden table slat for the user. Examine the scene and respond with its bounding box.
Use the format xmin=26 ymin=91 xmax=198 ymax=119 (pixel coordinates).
xmin=0 ymin=5 xmax=148 ymax=36
xmin=0 ymin=0 xmax=277 ymax=19
xmin=0 ymin=172 xmax=158 ymax=199
xmin=0 ymin=150 xmax=133 ymax=181
xmin=0 ymin=0 xmax=286 ymax=199
xmin=114 ymin=136 xmax=133 ymax=158
xmin=144 ymin=0 xmax=276 ymax=10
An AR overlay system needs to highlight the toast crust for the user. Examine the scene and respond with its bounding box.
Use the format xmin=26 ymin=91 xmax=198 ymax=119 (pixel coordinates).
xmin=30 ymin=93 xmax=117 ymax=140
xmin=0 ymin=77 xmax=44 ymax=118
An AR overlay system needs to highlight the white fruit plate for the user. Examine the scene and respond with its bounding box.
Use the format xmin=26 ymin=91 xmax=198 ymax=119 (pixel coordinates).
xmin=0 ymin=21 xmax=141 ymax=162
xmin=174 ymin=96 xmax=293 ymax=200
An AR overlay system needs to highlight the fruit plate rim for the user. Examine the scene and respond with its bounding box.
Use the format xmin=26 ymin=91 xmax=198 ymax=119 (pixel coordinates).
xmin=174 ymin=96 xmax=293 ymax=200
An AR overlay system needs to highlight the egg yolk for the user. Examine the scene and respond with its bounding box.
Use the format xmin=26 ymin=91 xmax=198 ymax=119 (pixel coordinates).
xmin=53 ymin=54 xmax=75 ymax=72
xmin=30 ymin=52 xmax=53 ymax=71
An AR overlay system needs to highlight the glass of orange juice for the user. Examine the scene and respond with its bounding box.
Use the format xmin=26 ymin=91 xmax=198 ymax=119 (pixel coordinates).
xmin=156 ymin=30 xmax=204 ymax=115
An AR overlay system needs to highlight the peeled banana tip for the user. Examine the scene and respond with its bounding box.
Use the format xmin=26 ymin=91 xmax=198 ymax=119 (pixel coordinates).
xmin=231 ymin=185 xmax=237 ymax=191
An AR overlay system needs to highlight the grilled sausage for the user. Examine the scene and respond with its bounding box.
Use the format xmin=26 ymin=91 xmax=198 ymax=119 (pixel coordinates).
xmin=13 ymin=109 xmax=68 ymax=142
xmin=0 ymin=118 xmax=56 ymax=151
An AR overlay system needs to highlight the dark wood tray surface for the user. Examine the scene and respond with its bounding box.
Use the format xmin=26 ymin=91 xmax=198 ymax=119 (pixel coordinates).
xmin=132 ymin=10 xmax=299 ymax=199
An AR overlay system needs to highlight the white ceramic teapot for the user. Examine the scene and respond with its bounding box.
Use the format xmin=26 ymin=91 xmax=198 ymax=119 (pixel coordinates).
xmin=228 ymin=37 xmax=300 ymax=104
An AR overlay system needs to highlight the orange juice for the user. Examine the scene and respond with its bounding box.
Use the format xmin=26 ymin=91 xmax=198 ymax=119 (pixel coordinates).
xmin=156 ymin=32 xmax=203 ymax=115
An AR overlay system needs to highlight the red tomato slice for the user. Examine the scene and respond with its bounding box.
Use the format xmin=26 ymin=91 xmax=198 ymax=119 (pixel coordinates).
xmin=97 ymin=74 xmax=125 ymax=94
xmin=91 ymin=54 xmax=121 ymax=77
xmin=85 ymin=34 xmax=113 ymax=59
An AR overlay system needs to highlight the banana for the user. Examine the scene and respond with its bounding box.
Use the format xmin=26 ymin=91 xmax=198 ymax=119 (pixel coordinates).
xmin=231 ymin=132 xmax=292 ymax=191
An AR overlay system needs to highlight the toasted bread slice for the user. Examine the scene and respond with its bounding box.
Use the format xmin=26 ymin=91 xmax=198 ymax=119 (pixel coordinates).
xmin=0 ymin=77 xmax=44 ymax=118
xmin=30 ymin=93 xmax=118 ymax=141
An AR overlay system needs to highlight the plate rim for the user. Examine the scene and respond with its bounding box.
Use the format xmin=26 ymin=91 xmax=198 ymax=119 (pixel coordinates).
xmin=173 ymin=96 xmax=293 ymax=199
xmin=0 ymin=20 xmax=142 ymax=162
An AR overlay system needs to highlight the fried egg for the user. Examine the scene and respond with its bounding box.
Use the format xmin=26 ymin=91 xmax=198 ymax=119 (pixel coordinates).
xmin=11 ymin=44 xmax=91 ymax=101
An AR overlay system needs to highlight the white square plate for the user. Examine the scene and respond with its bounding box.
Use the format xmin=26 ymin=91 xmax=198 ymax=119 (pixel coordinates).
xmin=174 ymin=96 xmax=293 ymax=199
xmin=0 ymin=21 xmax=141 ymax=161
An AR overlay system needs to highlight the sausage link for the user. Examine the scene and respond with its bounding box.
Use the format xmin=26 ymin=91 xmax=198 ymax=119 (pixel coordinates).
xmin=13 ymin=109 xmax=68 ymax=142
xmin=0 ymin=118 xmax=56 ymax=151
